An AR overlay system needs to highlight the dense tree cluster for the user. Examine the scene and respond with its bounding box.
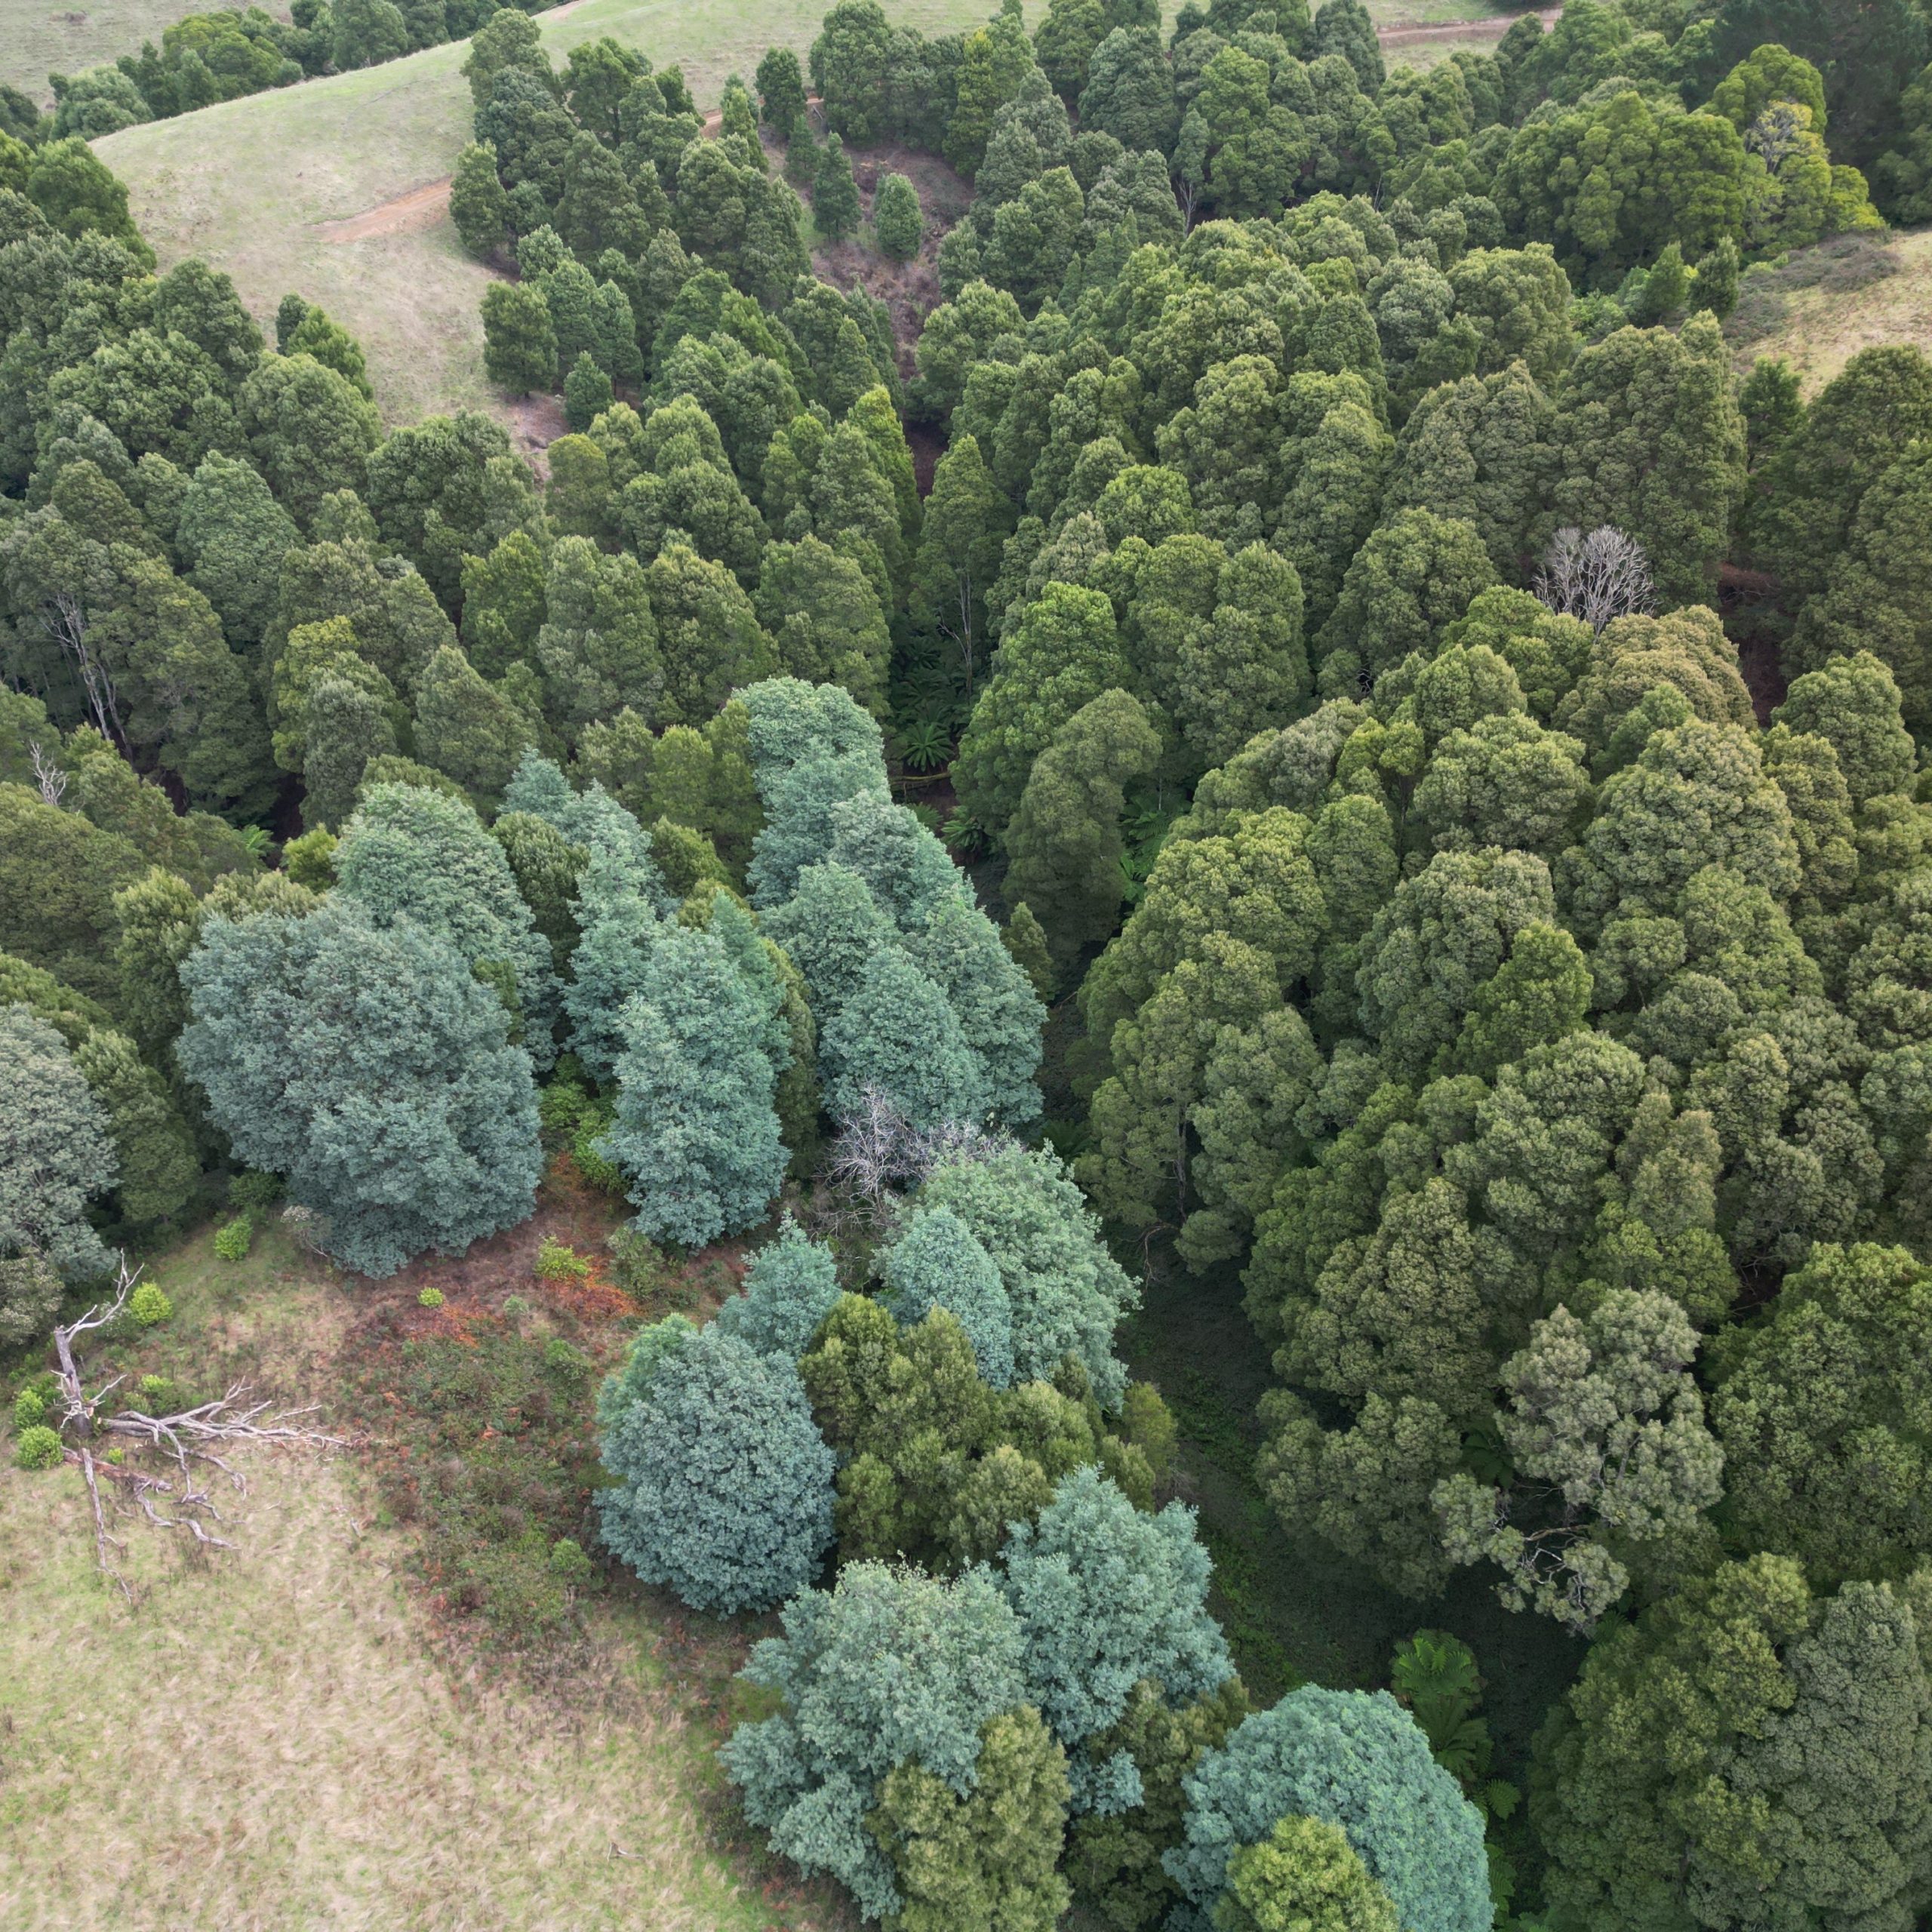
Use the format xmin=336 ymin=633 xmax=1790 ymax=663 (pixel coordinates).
xmin=13 ymin=2 xmax=1932 ymax=1927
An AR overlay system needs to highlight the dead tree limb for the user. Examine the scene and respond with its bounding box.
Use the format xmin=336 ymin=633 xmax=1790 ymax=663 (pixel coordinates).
xmin=28 ymin=740 xmax=66 ymax=806
xmin=45 ymin=1258 xmax=346 ymax=1599
xmin=40 ymin=592 xmax=126 ymax=749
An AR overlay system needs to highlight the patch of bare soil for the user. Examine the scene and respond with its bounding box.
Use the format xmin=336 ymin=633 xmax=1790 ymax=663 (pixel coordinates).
xmin=1377 ymin=5 xmax=1558 ymax=43
xmin=801 ymin=138 xmax=971 ymax=381
xmin=317 ymin=174 xmax=452 ymax=242
xmin=345 ymin=1156 xmax=755 ymax=1327
xmin=506 ymin=390 xmax=570 ymax=472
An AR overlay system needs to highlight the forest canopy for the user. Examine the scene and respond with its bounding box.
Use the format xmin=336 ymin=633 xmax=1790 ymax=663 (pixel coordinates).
xmin=8 ymin=0 xmax=1932 ymax=1927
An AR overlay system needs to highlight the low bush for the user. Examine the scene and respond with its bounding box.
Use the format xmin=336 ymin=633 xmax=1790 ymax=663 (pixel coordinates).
xmin=571 ymin=1103 xmax=623 ymax=1193
xmin=229 ymin=1170 xmax=284 ymax=1218
xmin=129 ymin=1283 xmax=173 ymax=1327
xmin=549 ymin=1537 xmax=596 ymax=1586
xmin=418 ymin=1287 xmax=445 ymax=1309
xmin=213 ymin=1217 xmax=254 ymax=1262
xmin=15 ymin=1425 xmax=63 ymax=1470
xmin=606 ymin=1226 xmax=664 ymax=1297
xmin=543 ymin=1337 xmax=592 ymax=1386
xmin=534 ymin=1238 xmax=589 ymax=1281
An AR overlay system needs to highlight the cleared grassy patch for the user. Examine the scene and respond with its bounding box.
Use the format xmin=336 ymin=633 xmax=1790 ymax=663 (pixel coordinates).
xmin=1367 ymin=0 xmax=1522 ymax=26
xmin=1727 ymin=226 xmax=1932 ymax=394
xmin=0 ymin=1212 xmax=842 ymax=1930
xmin=1 ymin=0 xmax=264 ymax=108
xmin=94 ymin=0 xmax=1023 ymax=427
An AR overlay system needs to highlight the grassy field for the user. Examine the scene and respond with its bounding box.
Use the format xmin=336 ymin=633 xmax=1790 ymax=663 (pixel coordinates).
xmin=0 ymin=1215 xmax=842 ymax=1932
xmin=2 ymin=0 xmax=260 ymax=107
xmin=0 ymin=1148 xmax=1579 ymax=1926
xmin=1727 ymin=226 xmax=1932 ymax=394
xmin=93 ymin=0 xmax=1023 ymax=427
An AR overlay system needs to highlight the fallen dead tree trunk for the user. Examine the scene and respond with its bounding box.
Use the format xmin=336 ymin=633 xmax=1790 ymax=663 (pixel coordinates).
xmin=45 ymin=1258 xmax=346 ymax=1601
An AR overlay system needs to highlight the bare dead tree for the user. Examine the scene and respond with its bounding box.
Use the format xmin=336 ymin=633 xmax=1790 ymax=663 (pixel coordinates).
xmin=815 ymin=1088 xmax=1015 ymax=1241
xmin=940 ymin=566 xmax=980 ymax=698
xmin=27 ymin=740 xmax=66 ymax=807
xmin=45 ymin=1259 xmax=344 ymax=1602
xmin=39 ymin=591 xmax=126 ymax=749
xmin=1532 ymin=525 xmax=1657 ymax=635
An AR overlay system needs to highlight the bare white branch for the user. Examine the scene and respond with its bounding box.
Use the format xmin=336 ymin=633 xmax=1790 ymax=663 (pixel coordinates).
xmin=1532 ymin=525 xmax=1657 ymax=635
xmin=39 ymin=592 xmax=126 ymax=747
xmin=44 ymin=1256 xmax=345 ymax=1599
xmin=27 ymin=740 xmax=66 ymax=806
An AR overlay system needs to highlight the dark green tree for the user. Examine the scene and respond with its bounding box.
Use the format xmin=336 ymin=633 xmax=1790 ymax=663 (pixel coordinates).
xmin=955 ymin=581 xmax=1126 ymax=835
xmin=331 ymin=0 xmax=409 ymax=70
xmin=755 ymin=45 xmax=810 ymax=138
xmin=814 ymin=132 xmax=862 ymax=241
xmin=1309 ymin=0 xmax=1384 ymax=93
xmin=872 ymin=170 xmax=923 ymax=259
xmin=1078 ymin=26 xmax=1179 ymax=156
xmin=1744 ymin=346 xmax=1932 ymax=614
xmin=810 ymin=0 xmax=897 ymax=143
xmin=1534 ymin=1555 xmax=1932 ymax=1932
xmin=1546 ymin=314 xmax=1746 ymax=610
xmin=1786 ymin=440 xmax=1932 ymax=733
xmin=481 ymin=282 xmax=558 ymax=396
xmin=451 ymin=142 xmax=509 ymax=258
xmin=1004 ymin=688 xmax=1161 ymax=971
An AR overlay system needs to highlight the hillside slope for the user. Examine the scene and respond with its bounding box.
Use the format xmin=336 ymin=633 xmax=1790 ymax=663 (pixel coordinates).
xmin=94 ymin=0 xmax=1535 ymax=426
xmin=94 ymin=0 xmax=1011 ymax=424
xmin=1727 ymin=227 xmax=1932 ymax=394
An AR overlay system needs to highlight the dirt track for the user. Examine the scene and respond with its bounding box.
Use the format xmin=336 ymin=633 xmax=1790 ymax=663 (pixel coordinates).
xmin=318 ymin=174 xmax=454 ymax=242
xmin=1379 ymin=5 xmax=1557 ymax=43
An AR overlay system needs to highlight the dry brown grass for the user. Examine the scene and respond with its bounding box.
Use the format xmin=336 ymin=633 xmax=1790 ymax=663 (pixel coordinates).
xmin=1727 ymin=227 xmax=1932 ymax=395
xmin=0 ymin=1229 xmax=833 ymax=1931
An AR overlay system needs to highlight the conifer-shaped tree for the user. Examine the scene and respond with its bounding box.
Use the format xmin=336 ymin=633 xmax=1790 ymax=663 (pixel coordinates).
xmin=814 ymin=132 xmax=862 ymax=241
xmin=600 ymin=922 xmax=788 ymax=1245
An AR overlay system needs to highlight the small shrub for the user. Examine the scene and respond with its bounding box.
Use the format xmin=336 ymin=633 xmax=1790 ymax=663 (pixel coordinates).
xmin=543 ymin=1337 xmax=592 ymax=1387
xmin=503 ymin=1294 xmax=531 ymax=1320
xmin=213 ymin=1217 xmax=254 ymax=1263
xmin=607 ymin=1225 xmax=664 ymax=1297
xmin=571 ymin=1102 xmax=623 ymax=1192
xmin=13 ymin=1387 xmax=46 ymax=1430
xmin=549 ymin=1536 xmax=595 ymax=1586
xmin=534 ymin=1237 xmax=590 ymax=1281
xmin=137 ymin=1373 xmax=177 ymax=1409
xmin=538 ymin=1079 xmax=589 ymax=1139
xmin=129 ymin=1283 xmax=173 ymax=1327
xmin=418 ymin=1287 xmax=445 ymax=1309
xmin=15 ymin=1425 xmax=63 ymax=1470
xmin=229 ymin=1170 xmax=284 ymax=1217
